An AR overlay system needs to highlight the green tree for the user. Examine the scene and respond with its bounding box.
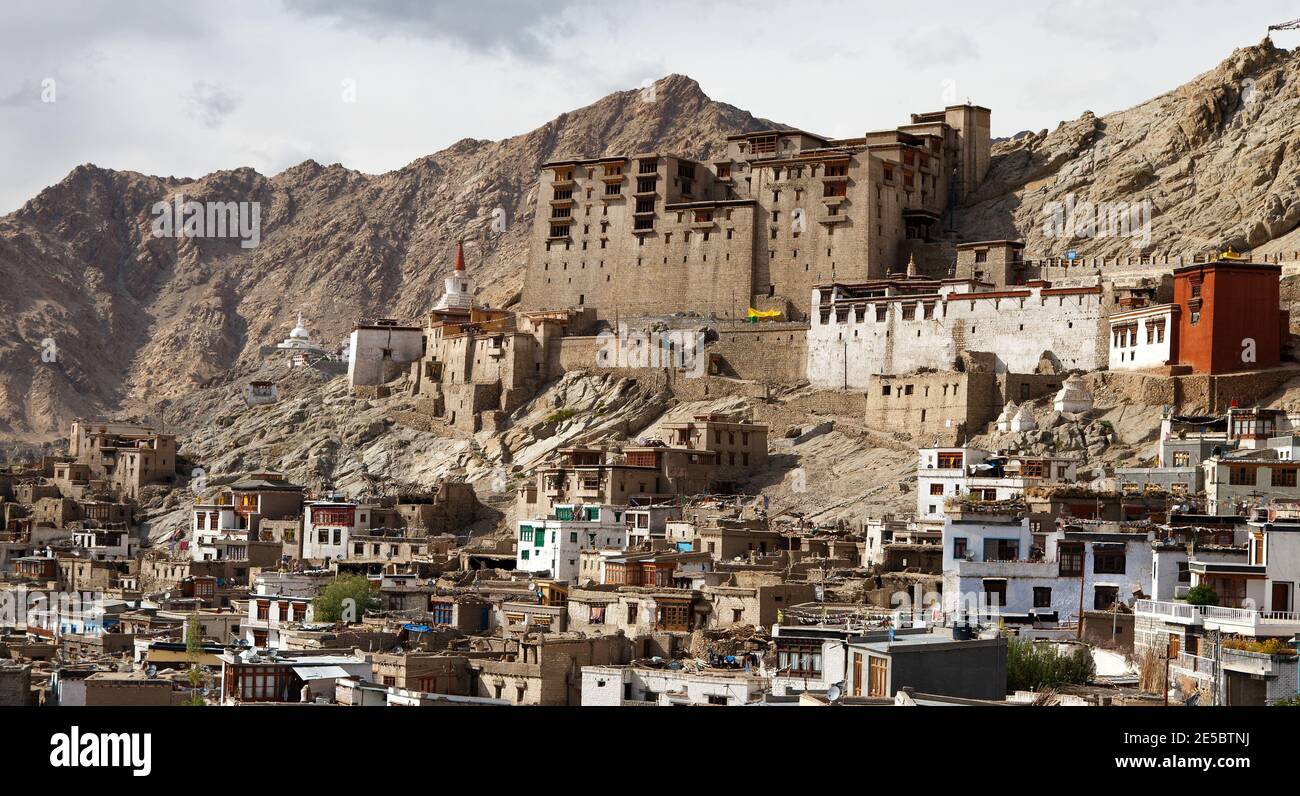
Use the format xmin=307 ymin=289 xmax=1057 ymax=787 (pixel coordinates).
xmin=1183 ymin=585 xmax=1219 ymax=606
xmin=1006 ymin=637 xmax=1096 ymax=691
xmin=313 ymin=574 xmax=378 ymax=622
xmin=182 ymin=614 xmax=206 ymax=706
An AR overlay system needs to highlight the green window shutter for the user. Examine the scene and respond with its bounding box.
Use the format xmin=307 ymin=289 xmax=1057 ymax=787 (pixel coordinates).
xmin=519 ymin=524 xmax=532 ymax=541
xmin=556 ymin=506 xmax=573 ymax=521
xmin=534 ymin=528 xmax=545 ymax=547
xmin=587 ymin=506 xmax=599 ymax=520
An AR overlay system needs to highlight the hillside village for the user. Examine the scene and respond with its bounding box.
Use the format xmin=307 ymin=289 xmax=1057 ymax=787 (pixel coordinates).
xmin=6 ymin=74 xmax=1300 ymax=710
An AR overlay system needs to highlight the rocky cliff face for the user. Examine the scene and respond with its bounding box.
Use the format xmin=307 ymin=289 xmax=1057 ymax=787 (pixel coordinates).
xmin=957 ymin=39 xmax=1300 ymax=259
xmin=0 ymin=75 xmax=778 ymax=440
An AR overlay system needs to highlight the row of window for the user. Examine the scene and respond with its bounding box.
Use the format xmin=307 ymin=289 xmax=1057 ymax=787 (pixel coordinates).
xmin=1111 ymin=321 xmax=1166 ymax=348
xmin=1227 ymin=466 xmax=1298 ymax=487
xmin=981 ymin=583 xmax=1121 ymax=611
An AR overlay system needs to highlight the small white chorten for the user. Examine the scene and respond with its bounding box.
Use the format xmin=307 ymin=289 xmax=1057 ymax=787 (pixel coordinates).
xmin=434 ymin=241 xmax=476 ymax=312
xmin=995 ymin=401 xmax=1018 ymax=432
xmin=1053 ymin=375 xmax=1094 ymax=414
xmin=1010 ymin=403 xmax=1037 ymax=433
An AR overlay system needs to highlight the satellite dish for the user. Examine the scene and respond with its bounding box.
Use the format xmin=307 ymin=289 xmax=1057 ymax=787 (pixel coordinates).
xmin=826 ymin=683 xmax=843 ymax=703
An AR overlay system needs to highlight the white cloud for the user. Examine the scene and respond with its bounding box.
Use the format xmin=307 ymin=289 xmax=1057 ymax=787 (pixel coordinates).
xmin=0 ymin=0 xmax=1295 ymax=212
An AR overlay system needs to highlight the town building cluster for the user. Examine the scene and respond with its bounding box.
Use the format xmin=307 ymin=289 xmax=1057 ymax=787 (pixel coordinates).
xmin=4 ymin=101 xmax=1299 ymax=709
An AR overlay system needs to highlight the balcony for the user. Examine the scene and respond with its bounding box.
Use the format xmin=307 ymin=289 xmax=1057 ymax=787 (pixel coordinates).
xmin=1135 ymin=599 xmax=1300 ymax=636
xmin=951 ymin=559 xmax=1054 ymax=578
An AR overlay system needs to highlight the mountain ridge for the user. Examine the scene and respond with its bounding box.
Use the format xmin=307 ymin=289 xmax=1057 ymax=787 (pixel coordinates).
xmin=5 ymin=43 xmax=1300 ymax=442
xmin=0 ymin=74 xmax=779 ymax=440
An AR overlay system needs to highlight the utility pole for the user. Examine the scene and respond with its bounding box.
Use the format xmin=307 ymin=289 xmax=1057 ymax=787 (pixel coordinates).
xmin=842 ymin=341 xmax=848 ymax=390
xmin=1076 ymin=542 xmax=1087 ymax=640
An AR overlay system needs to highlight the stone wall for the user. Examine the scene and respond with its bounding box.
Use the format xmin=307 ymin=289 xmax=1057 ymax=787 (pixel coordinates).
xmin=1098 ymin=367 xmax=1300 ymax=414
xmin=807 ymin=285 xmax=1106 ymax=389
xmin=0 ymin=665 xmax=30 ymax=706
xmin=707 ymin=323 xmax=808 ymax=383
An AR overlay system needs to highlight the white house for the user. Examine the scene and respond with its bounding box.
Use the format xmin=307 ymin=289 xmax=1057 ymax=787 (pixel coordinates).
xmin=1201 ymin=451 xmax=1300 ymax=515
xmin=302 ymin=499 xmax=375 ymax=562
xmin=244 ymin=593 xmax=315 ymax=650
xmin=916 ymin=446 xmax=1077 ymax=521
xmin=941 ymin=508 xmax=1153 ymax=623
xmin=516 ymin=504 xmax=630 ymax=582
xmin=347 ymin=321 xmax=425 ymax=388
xmin=1108 ymin=303 xmax=1177 ymax=371
xmin=769 ymin=625 xmax=854 ymax=696
xmin=1134 ymin=504 xmax=1300 ymax=704
xmin=623 ymin=504 xmax=683 ymax=547
xmin=580 ymin=664 xmax=769 ymax=706
xmin=191 ymin=500 xmax=243 ymax=561
xmin=71 ymin=529 xmax=135 ymax=560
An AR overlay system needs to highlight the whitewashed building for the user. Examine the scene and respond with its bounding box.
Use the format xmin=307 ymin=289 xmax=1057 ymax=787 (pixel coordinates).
xmin=769 ymin=625 xmax=854 ymax=696
xmin=516 ymin=504 xmax=630 ymax=582
xmin=1134 ymin=505 xmax=1300 ymax=705
xmin=807 ymin=279 xmax=1106 ymax=389
xmin=1108 ymin=303 xmax=1177 ymax=371
xmin=302 ymin=499 xmax=376 ymax=562
xmin=191 ymin=501 xmax=243 ymax=561
xmin=244 ymin=593 xmax=315 ymax=650
xmin=916 ymin=446 xmax=1078 ymax=521
xmin=347 ymin=320 xmax=425 ymax=387
xmin=623 ymin=504 xmax=684 ymax=547
xmin=941 ymin=507 xmax=1153 ymax=623
xmin=581 ymin=664 xmax=769 ymax=706
xmin=1201 ymin=451 xmax=1300 ymax=515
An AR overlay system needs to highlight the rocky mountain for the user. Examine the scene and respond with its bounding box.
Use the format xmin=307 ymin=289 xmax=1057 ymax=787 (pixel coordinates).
xmin=0 ymin=75 xmax=779 ymax=441
xmin=6 ymin=41 xmax=1300 ymax=442
xmin=957 ymin=38 xmax=1300 ymax=258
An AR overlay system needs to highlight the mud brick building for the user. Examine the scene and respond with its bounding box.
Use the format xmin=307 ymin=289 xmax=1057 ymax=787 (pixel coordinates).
xmin=69 ymin=419 xmax=177 ymax=499
xmin=521 ymin=105 xmax=991 ymax=321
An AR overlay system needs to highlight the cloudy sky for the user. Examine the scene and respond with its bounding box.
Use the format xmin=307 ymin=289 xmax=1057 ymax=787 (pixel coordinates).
xmin=0 ymin=0 xmax=1295 ymax=212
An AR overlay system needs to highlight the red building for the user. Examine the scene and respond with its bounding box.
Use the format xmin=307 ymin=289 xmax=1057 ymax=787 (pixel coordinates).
xmin=1173 ymin=259 xmax=1286 ymax=375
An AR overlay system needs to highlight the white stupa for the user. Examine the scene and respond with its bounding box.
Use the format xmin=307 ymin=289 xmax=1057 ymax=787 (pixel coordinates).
xmin=995 ymin=401 xmax=1018 ymax=432
xmin=1053 ymin=375 xmax=1094 ymax=414
xmin=276 ymin=312 xmax=326 ymax=366
xmin=1010 ymin=403 xmax=1038 ymax=433
xmin=433 ymin=241 xmax=476 ymax=312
